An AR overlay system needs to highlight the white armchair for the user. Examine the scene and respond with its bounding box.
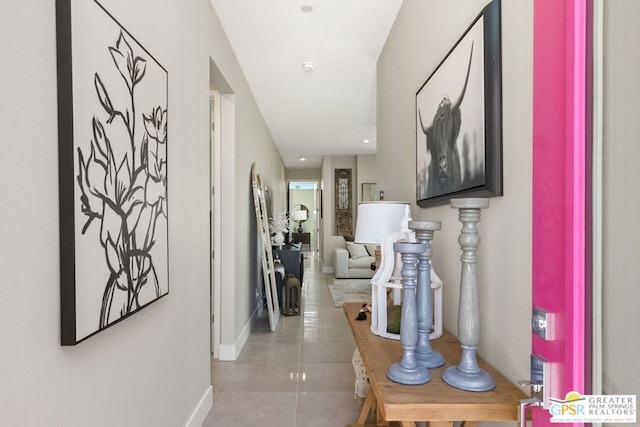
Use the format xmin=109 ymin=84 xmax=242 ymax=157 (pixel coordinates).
xmin=331 ymin=236 xmax=375 ymax=279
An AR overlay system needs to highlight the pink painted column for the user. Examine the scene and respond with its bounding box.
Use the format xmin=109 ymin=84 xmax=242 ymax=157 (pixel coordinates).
xmin=532 ymin=0 xmax=589 ymax=425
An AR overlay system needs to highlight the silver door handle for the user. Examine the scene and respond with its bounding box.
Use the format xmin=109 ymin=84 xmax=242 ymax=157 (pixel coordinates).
xmin=517 ymin=381 xmax=544 ymax=427
xmin=518 ymin=397 xmax=543 ymax=427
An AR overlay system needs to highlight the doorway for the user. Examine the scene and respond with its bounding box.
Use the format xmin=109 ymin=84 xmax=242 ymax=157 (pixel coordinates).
xmin=209 ymin=57 xmax=236 ymax=360
xmin=288 ymin=181 xmax=320 ymax=255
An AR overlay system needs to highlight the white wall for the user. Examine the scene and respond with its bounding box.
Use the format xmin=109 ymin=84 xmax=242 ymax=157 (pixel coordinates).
xmin=0 ymin=0 xmax=283 ymax=425
xmin=377 ymin=0 xmax=532 ymax=412
xmin=601 ymin=0 xmax=640 ymax=402
xmin=286 ymin=167 xmax=322 ymax=181
xmin=228 ymin=80 xmax=285 ymax=346
xmin=356 ymin=154 xmax=377 ymax=202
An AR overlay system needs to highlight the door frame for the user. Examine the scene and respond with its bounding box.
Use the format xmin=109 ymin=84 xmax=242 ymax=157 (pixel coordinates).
xmin=288 ymin=180 xmax=320 ymax=253
xmin=532 ymin=0 xmax=591 ymax=424
xmin=210 ymin=89 xmax=222 ymax=358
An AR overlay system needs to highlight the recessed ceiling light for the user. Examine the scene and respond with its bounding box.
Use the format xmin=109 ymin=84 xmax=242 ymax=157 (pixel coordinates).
xmin=302 ymin=61 xmax=315 ymax=71
xmin=301 ymin=5 xmax=313 ymax=12
xmin=299 ymin=157 xmax=307 ymax=162
xmin=361 ymin=139 xmax=370 ymax=144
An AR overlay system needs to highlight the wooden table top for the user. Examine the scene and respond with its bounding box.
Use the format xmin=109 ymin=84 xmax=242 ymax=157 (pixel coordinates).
xmin=343 ymin=302 xmax=527 ymax=422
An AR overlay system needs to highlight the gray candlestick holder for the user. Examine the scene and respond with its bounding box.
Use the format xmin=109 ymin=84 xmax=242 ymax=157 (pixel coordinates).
xmin=442 ymin=198 xmax=496 ymax=392
xmin=409 ymin=220 xmax=445 ymax=369
xmin=387 ymin=241 xmax=430 ymax=385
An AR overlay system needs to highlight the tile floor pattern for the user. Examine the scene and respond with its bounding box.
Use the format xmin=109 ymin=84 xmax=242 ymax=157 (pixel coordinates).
xmin=203 ymin=253 xmax=364 ymax=427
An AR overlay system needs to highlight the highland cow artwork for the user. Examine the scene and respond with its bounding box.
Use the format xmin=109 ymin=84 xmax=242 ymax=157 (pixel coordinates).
xmin=416 ymin=0 xmax=503 ymax=208
xmin=57 ymin=0 xmax=169 ymax=345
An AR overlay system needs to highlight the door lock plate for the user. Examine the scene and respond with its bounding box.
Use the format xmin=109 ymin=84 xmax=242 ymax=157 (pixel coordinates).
xmin=532 ymin=307 xmax=552 ymax=340
xmin=531 ymin=354 xmax=551 ymax=409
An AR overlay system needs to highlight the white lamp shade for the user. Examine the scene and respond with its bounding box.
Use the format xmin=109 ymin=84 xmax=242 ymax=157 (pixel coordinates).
xmin=292 ymin=210 xmax=308 ymax=221
xmin=354 ymin=201 xmax=410 ymax=244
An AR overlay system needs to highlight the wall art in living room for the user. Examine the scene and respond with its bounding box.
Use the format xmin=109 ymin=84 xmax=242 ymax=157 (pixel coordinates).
xmin=56 ymin=0 xmax=169 ymax=345
xmin=416 ymin=0 xmax=502 ymax=208
xmin=335 ymin=168 xmax=353 ymax=236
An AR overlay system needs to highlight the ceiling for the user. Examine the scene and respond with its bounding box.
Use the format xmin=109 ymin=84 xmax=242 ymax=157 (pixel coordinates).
xmin=210 ymin=0 xmax=404 ymax=169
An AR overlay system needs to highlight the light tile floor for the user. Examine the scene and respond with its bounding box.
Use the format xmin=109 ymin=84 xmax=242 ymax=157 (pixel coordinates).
xmin=203 ymin=253 xmax=363 ymax=427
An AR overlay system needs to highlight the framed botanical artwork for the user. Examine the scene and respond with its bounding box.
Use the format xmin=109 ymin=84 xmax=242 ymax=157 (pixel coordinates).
xmin=56 ymin=0 xmax=169 ymax=345
xmin=416 ymin=0 xmax=502 ymax=208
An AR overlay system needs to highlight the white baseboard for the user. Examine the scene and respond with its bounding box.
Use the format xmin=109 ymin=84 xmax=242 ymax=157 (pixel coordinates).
xmin=217 ymin=305 xmax=258 ymax=361
xmin=218 ymin=344 xmax=237 ymax=361
xmin=184 ymin=385 xmax=213 ymax=427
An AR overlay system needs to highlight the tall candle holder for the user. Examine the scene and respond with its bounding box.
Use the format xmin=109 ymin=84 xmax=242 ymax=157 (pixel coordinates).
xmin=409 ymin=221 xmax=445 ymax=369
xmin=442 ymin=198 xmax=496 ymax=392
xmin=387 ymin=241 xmax=430 ymax=385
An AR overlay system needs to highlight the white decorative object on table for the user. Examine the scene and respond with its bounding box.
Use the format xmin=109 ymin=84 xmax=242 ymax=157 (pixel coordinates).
xmin=272 ymin=232 xmax=285 ymax=247
xmin=354 ymin=202 xmax=410 ymax=339
xmin=354 ymin=202 xmax=443 ymax=340
xmin=269 ymin=211 xmax=289 ymax=248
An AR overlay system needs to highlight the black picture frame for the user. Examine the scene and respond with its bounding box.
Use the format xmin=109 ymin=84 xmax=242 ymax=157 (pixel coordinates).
xmin=416 ymin=0 xmax=502 ymax=208
xmin=56 ymin=0 xmax=169 ymax=345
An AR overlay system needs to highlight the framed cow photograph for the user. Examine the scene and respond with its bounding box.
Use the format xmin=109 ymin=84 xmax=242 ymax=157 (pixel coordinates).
xmin=416 ymin=0 xmax=502 ymax=208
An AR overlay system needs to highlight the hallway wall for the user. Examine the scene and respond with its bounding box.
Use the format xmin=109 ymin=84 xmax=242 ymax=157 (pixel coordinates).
xmin=356 ymin=154 xmax=377 ymax=202
xmin=601 ymin=0 xmax=640 ymax=400
xmin=377 ymin=0 xmax=532 ymax=401
xmin=0 ymin=0 xmax=283 ymax=425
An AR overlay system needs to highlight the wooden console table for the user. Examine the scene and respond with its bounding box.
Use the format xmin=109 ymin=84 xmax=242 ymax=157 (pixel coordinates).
xmin=291 ymin=232 xmax=311 ymax=250
xmin=343 ymin=302 xmax=526 ymax=427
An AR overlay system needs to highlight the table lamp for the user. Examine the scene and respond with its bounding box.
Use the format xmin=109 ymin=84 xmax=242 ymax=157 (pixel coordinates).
xmin=293 ymin=209 xmax=307 ymax=233
xmin=354 ymin=201 xmax=411 ymax=339
xmin=292 ymin=209 xmax=308 ymax=233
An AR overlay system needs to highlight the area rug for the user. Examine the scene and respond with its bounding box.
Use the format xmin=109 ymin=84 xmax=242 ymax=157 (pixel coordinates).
xmin=328 ymin=279 xmax=371 ymax=307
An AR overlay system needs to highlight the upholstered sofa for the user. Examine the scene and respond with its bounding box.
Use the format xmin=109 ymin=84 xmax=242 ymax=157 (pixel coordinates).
xmin=332 ymin=236 xmax=375 ymax=279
